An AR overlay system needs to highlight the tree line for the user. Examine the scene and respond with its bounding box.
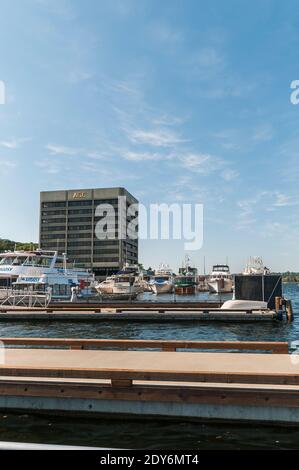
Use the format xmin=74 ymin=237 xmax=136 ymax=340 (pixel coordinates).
xmin=0 ymin=238 xmax=38 ymax=252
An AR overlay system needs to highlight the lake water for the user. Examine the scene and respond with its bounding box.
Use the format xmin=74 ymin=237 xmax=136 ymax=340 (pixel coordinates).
xmin=0 ymin=283 xmax=299 ymax=449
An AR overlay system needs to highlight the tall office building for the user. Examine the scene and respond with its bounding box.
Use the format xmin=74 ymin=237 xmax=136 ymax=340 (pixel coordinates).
xmin=39 ymin=187 xmax=139 ymax=277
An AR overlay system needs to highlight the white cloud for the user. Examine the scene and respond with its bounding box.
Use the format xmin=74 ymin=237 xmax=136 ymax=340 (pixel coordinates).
xmin=0 ymin=160 xmax=16 ymax=168
xmin=192 ymin=47 xmax=224 ymax=69
xmin=35 ymin=159 xmax=60 ymax=174
xmin=253 ymin=125 xmax=273 ymax=142
xmin=86 ymin=151 xmax=106 ymax=160
xmin=0 ymin=160 xmax=17 ymax=175
xmin=221 ymin=169 xmax=239 ymax=181
xmin=0 ymin=138 xmax=31 ymax=149
xmin=67 ymin=70 xmax=94 ymax=84
xmin=34 ymin=0 xmax=75 ymax=19
xmin=0 ymin=140 xmax=18 ymax=149
xmin=46 ymin=144 xmax=81 ymax=156
xmin=127 ymin=129 xmax=187 ymax=147
xmin=178 ymin=152 xmax=227 ymax=175
xmin=236 ymin=190 xmax=299 ymax=230
xmin=148 ymin=21 xmax=183 ymax=45
xmin=124 ymin=151 xmax=164 ymax=161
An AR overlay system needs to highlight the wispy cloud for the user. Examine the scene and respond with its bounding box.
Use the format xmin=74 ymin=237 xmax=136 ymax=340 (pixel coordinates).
xmin=35 ymin=159 xmax=60 ymax=174
xmin=124 ymin=151 xmax=165 ymax=162
xmin=237 ymin=191 xmax=299 ymax=230
xmin=147 ymin=21 xmax=183 ymax=45
xmin=0 ymin=160 xmax=17 ymax=174
xmin=46 ymin=144 xmax=81 ymax=156
xmin=221 ymin=169 xmax=239 ymax=181
xmin=0 ymin=138 xmax=31 ymax=149
xmin=185 ymin=46 xmax=226 ymax=83
xmin=0 ymin=140 xmax=18 ymax=149
xmin=191 ymin=47 xmax=225 ymax=69
xmin=127 ymin=128 xmax=187 ymax=147
xmin=67 ymin=70 xmax=94 ymax=84
xmin=178 ymin=152 xmax=228 ymax=175
xmin=253 ymin=124 xmax=273 ymax=142
xmin=34 ymin=0 xmax=76 ymax=20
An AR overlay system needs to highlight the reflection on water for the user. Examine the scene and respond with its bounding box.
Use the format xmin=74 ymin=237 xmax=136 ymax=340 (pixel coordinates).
xmin=0 ymin=284 xmax=298 ymax=449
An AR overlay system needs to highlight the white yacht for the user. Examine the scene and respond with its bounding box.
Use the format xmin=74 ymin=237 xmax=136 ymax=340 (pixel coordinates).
xmin=208 ymin=264 xmax=233 ymax=294
xmin=243 ymin=257 xmax=270 ymax=275
xmin=0 ymin=250 xmax=94 ymax=301
xmin=95 ymin=263 xmax=143 ymax=297
xmin=150 ymin=265 xmax=174 ymax=295
xmin=113 ymin=274 xmax=141 ymax=296
xmin=95 ymin=276 xmax=116 ymax=294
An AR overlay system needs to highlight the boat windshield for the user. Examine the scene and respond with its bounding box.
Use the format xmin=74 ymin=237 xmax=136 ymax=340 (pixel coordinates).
xmin=154 ymin=276 xmax=169 ymax=282
xmin=115 ymin=276 xmax=135 ymax=284
xmin=23 ymin=256 xmax=53 ymax=268
xmin=213 ymin=265 xmax=229 ymax=272
xmin=0 ymin=255 xmax=27 ymax=266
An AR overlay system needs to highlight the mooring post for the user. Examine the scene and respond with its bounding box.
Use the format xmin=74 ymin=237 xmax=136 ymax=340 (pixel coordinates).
xmin=285 ymin=299 xmax=294 ymax=323
xmin=275 ymin=296 xmax=282 ymax=313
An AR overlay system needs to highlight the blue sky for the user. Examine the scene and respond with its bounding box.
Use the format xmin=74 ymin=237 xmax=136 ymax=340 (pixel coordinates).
xmin=0 ymin=0 xmax=299 ymax=272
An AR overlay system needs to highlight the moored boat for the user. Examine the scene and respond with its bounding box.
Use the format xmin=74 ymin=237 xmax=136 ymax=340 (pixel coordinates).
xmin=95 ymin=276 xmax=115 ymax=294
xmin=208 ymin=264 xmax=233 ymax=294
xmin=95 ymin=263 xmax=143 ymax=298
xmin=175 ymin=256 xmax=198 ymax=295
xmin=150 ymin=265 xmax=174 ymax=294
xmin=243 ymin=256 xmax=270 ymax=275
xmin=174 ymin=277 xmax=196 ymax=295
xmin=0 ymin=250 xmax=94 ymax=302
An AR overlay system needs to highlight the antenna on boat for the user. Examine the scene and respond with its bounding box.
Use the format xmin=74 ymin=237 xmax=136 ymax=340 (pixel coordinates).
xmin=62 ymin=253 xmax=67 ymax=273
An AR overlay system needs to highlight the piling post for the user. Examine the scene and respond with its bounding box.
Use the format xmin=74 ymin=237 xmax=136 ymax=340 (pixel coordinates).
xmin=285 ymin=299 xmax=294 ymax=323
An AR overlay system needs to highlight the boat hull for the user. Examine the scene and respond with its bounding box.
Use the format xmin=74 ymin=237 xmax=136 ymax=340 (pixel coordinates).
xmin=95 ymin=285 xmax=114 ymax=294
xmin=151 ymin=283 xmax=174 ymax=294
xmin=208 ymin=279 xmax=233 ymax=294
xmin=113 ymin=285 xmax=140 ymax=295
xmin=175 ymin=285 xmax=196 ymax=295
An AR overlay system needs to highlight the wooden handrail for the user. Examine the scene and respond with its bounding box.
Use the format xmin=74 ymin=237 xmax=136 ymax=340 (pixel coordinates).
xmin=0 ymin=337 xmax=289 ymax=353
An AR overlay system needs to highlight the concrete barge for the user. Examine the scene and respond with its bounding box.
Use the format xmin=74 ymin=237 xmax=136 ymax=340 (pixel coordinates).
xmin=0 ymin=338 xmax=298 ymax=425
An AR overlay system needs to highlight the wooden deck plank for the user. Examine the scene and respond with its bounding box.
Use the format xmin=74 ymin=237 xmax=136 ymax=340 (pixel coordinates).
xmin=1 ymin=349 xmax=294 ymax=372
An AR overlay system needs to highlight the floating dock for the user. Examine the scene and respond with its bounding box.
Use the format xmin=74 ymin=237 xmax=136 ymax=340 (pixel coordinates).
xmin=0 ymin=300 xmax=289 ymax=322
xmin=0 ymin=337 xmax=299 ymax=425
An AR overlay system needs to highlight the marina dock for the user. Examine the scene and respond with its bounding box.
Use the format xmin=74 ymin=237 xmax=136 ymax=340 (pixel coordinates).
xmin=0 ymin=299 xmax=292 ymax=322
xmin=0 ymin=306 xmax=281 ymax=322
xmin=0 ymin=337 xmax=298 ymax=425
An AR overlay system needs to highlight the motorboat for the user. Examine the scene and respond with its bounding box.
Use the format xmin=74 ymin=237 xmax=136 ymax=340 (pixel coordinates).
xmin=208 ymin=264 xmax=233 ymax=294
xmin=95 ymin=276 xmax=115 ymax=294
xmin=175 ymin=256 xmax=198 ymax=295
xmin=150 ymin=265 xmax=174 ymax=294
xmin=243 ymin=257 xmax=270 ymax=275
xmin=0 ymin=250 xmax=94 ymax=302
xmin=95 ymin=263 xmax=143 ymax=297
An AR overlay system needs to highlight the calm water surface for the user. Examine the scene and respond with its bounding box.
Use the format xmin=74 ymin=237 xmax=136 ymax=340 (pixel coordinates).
xmin=0 ymin=284 xmax=299 ymax=449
